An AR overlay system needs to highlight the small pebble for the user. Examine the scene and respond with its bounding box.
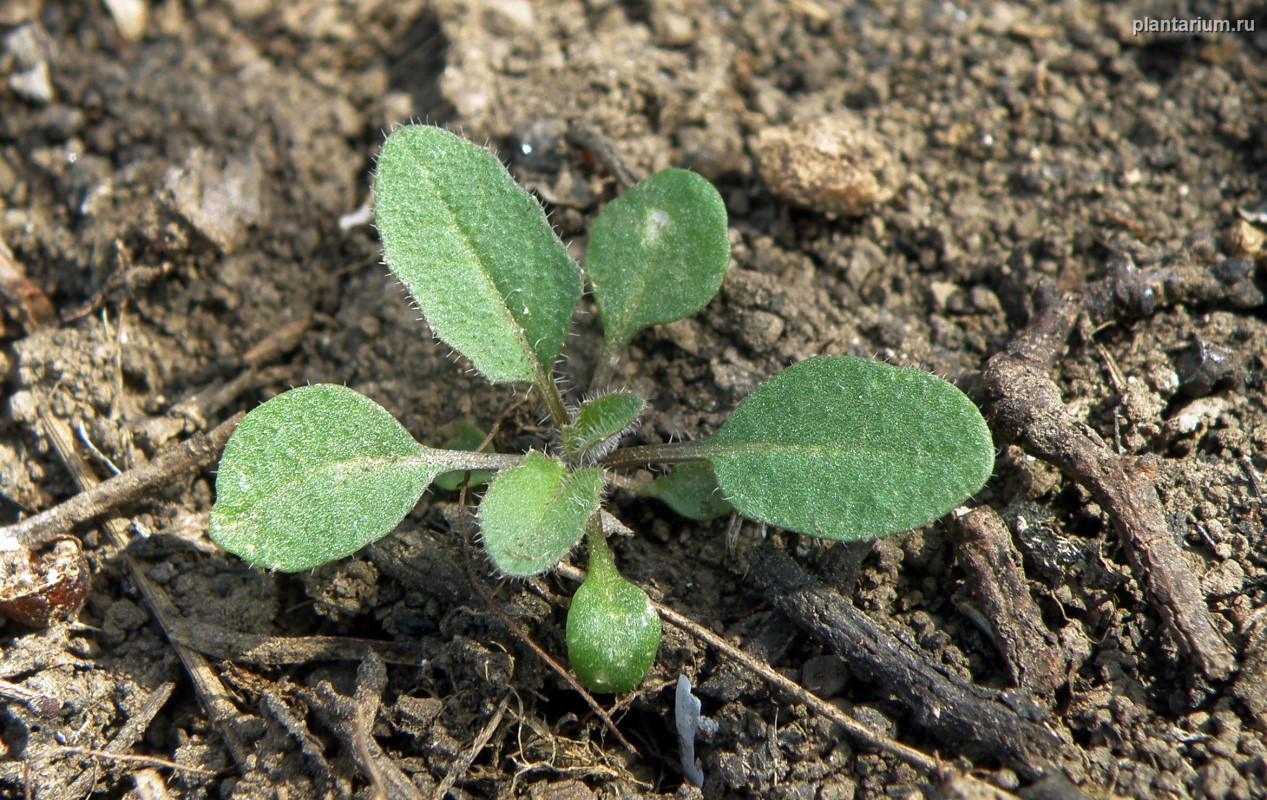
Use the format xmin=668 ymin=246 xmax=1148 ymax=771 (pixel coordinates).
xmin=754 ymin=113 xmax=898 ymax=217
xmin=1223 ymin=218 xmax=1266 ymax=262
xmin=1174 ymin=339 xmax=1240 ymax=397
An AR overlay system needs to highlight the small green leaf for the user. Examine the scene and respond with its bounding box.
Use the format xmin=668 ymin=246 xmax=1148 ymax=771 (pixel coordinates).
xmin=642 ymin=461 xmax=733 ymax=521
xmin=375 ymin=125 xmax=581 ymax=383
xmin=211 ymin=385 xmax=460 ymax=572
xmin=567 ymin=568 xmax=661 ymax=693
xmin=432 ymin=421 xmax=497 ymax=491
xmin=479 ymin=454 xmax=604 ymax=576
xmin=691 ymin=356 xmax=994 ymax=541
xmin=562 ymin=393 xmax=644 ymax=463
xmin=585 ymin=169 xmax=729 ymax=357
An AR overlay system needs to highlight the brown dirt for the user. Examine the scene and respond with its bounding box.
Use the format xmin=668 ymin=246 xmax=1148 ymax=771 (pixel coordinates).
xmin=1 ymin=1 xmax=1266 ymax=798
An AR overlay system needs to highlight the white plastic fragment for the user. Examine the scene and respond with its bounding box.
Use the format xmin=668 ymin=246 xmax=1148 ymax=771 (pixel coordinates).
xmin=675 ymin=674 xmax=716 ymax=787
xmin=338 ymin=198 xmax=373 ymax=231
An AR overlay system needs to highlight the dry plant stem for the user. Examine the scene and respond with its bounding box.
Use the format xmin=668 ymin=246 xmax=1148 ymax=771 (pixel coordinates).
xmin=746 ymin=543 xmax=1085 ymax=792
xmin=240 ymin=312 xmax=312 ymax=367
xmin=978 ymin=262 xmax=1249 ymax=681
xmin=296 ymin=652 xmax=425 ymax=800
xmin=455 ymin=499 xmax=639 ymax=756
xmin=566 ymin=120 xmax=639 ymax=191
xmin=2 ymin=412 xmax=243 ymax=550
xmin=551 ymin=562 xmax=1020 ymax=797
xmin=432 ymin=694 xmax=511 ymax=800
xmin=163 ymin=615 xmax=431 ymax=665
xmin=170 ymin=313 xmax=311 ymax=428
xmin=64 ymin=681 xmax=178 ymax=797
xmin=169 ymin=366 xmax=285 ymax=429
xmin=33 ymin=405 xmax=254 ymax=772
xmin=352 ymin=653 xmax=398 ymax=800
xmin=62 ymin=245 xmax=171 ymax=323
xmin=567 ymin=120 xmax=638 ymax=393
xmin=46 ymin=747 xmax=215 ymax=776
xmin=953 ymin=507 xmax=1066 ymax=695
xmin=0 ymin=678 xmax=60 ymax=717
xmin=259 ymin=690 xmax=344 ymax=799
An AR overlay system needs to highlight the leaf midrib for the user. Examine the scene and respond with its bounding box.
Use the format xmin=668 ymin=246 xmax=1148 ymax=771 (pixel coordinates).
xmin=692 ymin=440 xmax=928 ymax=459
xmin=416 ymin=153 xmax=542 ymax=379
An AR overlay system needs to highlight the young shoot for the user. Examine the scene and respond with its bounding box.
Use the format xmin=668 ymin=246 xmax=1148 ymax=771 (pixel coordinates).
xmin=209 ymin=125 xmax=995 ymax=694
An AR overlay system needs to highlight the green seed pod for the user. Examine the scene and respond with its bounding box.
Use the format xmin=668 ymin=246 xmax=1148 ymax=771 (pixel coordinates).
xmin=566 ymin=567 xmax=662 ymax=693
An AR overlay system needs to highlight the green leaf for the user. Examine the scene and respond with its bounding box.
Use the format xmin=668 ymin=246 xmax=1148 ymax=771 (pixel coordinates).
xmin=375 ymin=125 xmax=581 ymax=383
xmin=562 ymin=392 xmax=644 ymax=463
xmin=567 ymin=568 xmax=661 ymax=693
xmin=692 ymin=356 xmax=994 ymax=541
xmin=432 ymin=421 xmax=497 ymax=491
xmin=642 ymin=461 xmax=733 ymax=521
xmin=479 ymin=454 xmax=605 ymax=576
xmin=211 ymin=385 xmax=466 ymax=572
xmin=585 ymin=169 xmax=729 ymax=356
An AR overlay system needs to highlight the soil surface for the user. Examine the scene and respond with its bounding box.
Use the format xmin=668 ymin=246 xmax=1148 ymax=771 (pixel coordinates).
xmin=2 ymin=1 xmax=1266 ymax=798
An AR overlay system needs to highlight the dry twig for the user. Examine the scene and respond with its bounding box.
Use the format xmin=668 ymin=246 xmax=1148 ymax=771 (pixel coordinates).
xmin=746 ymin=542 xmax=1084 ymax=793
xmin=31 ymin=404 xmax=255 ymax=771
xmin=164 ymin=615 xmax=430 ymax=666
xmin=953 ymin=506 xmax=1066 ymax=694
xmin=0 ymin=411 xmax=242 ymax=550
xmin=976 ymin=255 xmax=1254 ymax=681
xmin=41 ymin=747 xmax=215 ymax=776
xmin=432 ymin=694 xmax=510 ymax=800
xmin=296 ymin=651 xmax=427 ymax=800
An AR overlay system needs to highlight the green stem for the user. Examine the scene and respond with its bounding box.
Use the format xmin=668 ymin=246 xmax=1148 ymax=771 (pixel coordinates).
xmin=584 ymin=513 xmax=617 ymax=582
xmin=424 ymin=449 xmax=524 ymax=472
xmin=606 ymin=472 xmax=654 ymax=497
xmin=531 ymin=362 xmax=570 ymax=430
xmin=589 ymin=338 xmax=620 ymax=393
xmin=600 ymin=441 xmax=707 ymax=470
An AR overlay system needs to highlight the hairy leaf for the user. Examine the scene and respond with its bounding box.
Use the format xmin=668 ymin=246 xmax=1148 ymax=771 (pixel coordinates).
xmin=479 ymin=454 xmax=604 ymax=576
xmin=692 ymin=357 xmax=994 ymax=541
xmin=210 ymin=385 xmax=483 ymax=572
xmin=642 ymin=461 xmax=733 ymax=521
xmin=563 ymin=393 xmax=644 ymax=463
xmin=585 ymin=169 xmax=729 ymax=356
xmin=375 ymin=125 xmax=581 ymax=382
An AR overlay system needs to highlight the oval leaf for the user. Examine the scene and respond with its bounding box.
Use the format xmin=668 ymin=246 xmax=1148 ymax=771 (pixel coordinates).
xmin=696 ymin=357 xmax=993 ymax=541
xmin=211 ymin=385 xmax=456 ymax=572
xmin=563 ymin=392 xmax=644 ymax=463
xmin=375 ymin=125 xmax=581 ymax=382
xmin=585 ymin=169 xmax=729 ymax=356
xmin=479 ymin=454 xmax=605 ymax=576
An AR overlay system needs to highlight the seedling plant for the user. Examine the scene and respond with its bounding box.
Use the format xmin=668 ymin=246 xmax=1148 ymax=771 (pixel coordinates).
xmin=209 ymin=126 xmax=995 ymax=693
